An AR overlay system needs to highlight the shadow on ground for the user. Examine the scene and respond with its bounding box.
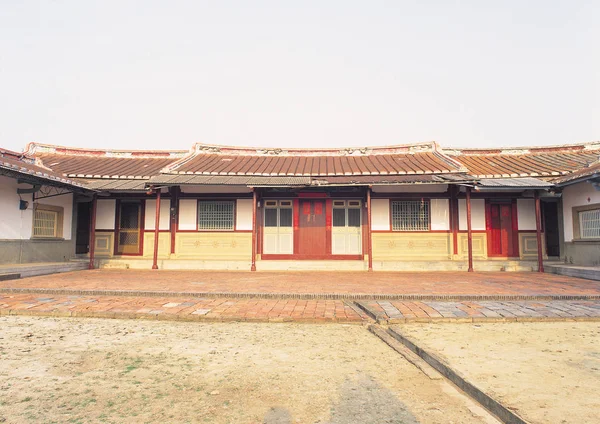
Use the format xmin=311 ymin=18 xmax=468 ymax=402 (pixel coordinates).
xmin=264 ymin=374 xmax=419 ymax=424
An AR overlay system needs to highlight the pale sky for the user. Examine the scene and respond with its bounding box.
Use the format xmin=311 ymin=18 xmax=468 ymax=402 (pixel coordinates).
xmin=1 ymin=1 xmax=598 ymax=153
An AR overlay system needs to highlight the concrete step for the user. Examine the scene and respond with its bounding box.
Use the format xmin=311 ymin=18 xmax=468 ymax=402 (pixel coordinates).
xmin=546 ymin=264 xmax=600 ymax=282
xmin=0 ymin=273 xmax=20 ymax=281
xmin=0 ymin=262 xmax=87 ymax=279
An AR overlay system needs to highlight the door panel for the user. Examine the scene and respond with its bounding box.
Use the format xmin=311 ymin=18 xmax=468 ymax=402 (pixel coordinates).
xmin=117 ymin=201 xmax=142 ymax=255
xmin=298 ymin=200 xmax=327 ymax=255
xmin=488 ymin=202 xmax=515 ymax=257
xmin=331 ymin=202 xmax=362 ymax=255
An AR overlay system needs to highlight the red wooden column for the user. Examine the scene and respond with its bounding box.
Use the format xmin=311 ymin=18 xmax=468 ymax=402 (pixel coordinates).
xmin=152 ymin=188 xmax=161 ymax=270
xmin=170 ymin=186 xmax=179 ymax=254
xmin=534 ymin=191 xmax=545 ymax=273
xmin=466 ymin=187 xmax=474 ymax=272
xmin=88 ymin=195 xmax=97 ymax=270
xmin=366 ymin=187 xmax=373 ymax=272
xmin=251 ymin=189 xmax=258 ymax=271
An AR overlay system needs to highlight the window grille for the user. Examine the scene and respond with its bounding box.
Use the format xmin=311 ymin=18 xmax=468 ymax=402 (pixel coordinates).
xmin=391 ymin=200 xmax=430 ymax=231
xmin=33 ymin=209 xmax=58 ymax=237
xmin=198 ymin=201 xmax=234 ymax=230
xmin=579 ymin=209 xmax=600 ymax=239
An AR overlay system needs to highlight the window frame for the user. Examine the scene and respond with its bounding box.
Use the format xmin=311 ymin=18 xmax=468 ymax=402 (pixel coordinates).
xmin=31 ymin=203 xmax=64 ymax=239
xmin=264 ymin=200 xmax=293 ymax=228
xmin=196 ymin=199 xmax=236 ymax=232
xmin=390 ymin=199 xmax=431 ymax=232
xmin=573 ymin=203 xmax=600 ymax=241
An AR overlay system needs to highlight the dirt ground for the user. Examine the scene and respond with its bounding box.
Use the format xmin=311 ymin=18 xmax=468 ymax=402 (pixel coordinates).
xmin=0 ymin=317 xmax=498 ymax=424
xmin=398 ymin=322 xmax=600 ymax=424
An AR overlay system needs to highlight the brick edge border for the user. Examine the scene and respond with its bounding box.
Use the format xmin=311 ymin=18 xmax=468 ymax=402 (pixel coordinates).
xmin=2 ymin=287 xmax=600 ymax=302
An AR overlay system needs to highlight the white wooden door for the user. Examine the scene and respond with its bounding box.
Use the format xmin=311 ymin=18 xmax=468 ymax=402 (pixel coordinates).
xmin=331 ymin=200 xmax=362 ymax=255
xmin=263 ymin=200 xmax=293 ymax=254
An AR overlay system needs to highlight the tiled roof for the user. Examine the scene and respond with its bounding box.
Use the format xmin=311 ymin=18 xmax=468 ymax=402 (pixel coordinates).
xmin=552 ymin=161 xmax=600 ymax=185
xmin=27 ymin=143 xmax=186 ymax=179
xmin=162 ymin=142 xmax=467 ymax=176
xmin=445 ymin=143 xmax=600 ymax=178
xmin=476 ymin=177 xmax=553 ymax=188
xmin=0 ymin=148 xmax=87 ymax=188
xmin=148 ymin=174 xmax=311 ymax=186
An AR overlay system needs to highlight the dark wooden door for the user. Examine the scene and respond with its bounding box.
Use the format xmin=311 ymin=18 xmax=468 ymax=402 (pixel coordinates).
xmin=543 ymin=202 xmax=560 ymax=257
xmin=75 ymin=202 xmax=92 ymax=254
xmin=117 ymin=201 xmax=143 ymax=255
xmin=488 ymin=203 xmax=515 ymax=257
xmin=298 ymin=200 xmax=327 ymax=256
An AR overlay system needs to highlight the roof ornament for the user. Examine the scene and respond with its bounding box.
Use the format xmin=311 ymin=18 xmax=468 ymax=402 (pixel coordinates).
xmin=195 ymin=145 xmax=221 ymax=154
xmin=409 ymin=144 xmax=432 ymax=153
xmin=340 ymin=147 xmax=368 ymax=156
xmin=256 ymin=148 xmax=284 ymax=155
xmin=500 ymin=149 xmax=530 ymax=155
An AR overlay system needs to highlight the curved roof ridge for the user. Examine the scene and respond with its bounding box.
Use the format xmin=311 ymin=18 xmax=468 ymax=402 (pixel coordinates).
xmin=444 ymin=141 xmax=600 ymax=156
xmin=25 ymin=142 xmax=188 ymax=158
xmin=189 ymin=140 xmax=438 ymax=156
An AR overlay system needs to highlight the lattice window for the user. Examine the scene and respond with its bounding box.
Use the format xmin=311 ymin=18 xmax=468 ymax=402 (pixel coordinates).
xmin=198 ymin=201 xmax=235 ymax=230
xmin=579 ymin=209 xmax=600 ymax=239
xmin=33 ymin=209 xmax=58 ymax=237
xmin=391 ymin=200 xmax=430 ymax=231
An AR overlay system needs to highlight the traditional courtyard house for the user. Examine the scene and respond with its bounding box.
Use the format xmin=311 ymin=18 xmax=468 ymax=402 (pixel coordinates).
xmin=553 ymin=157 xmax=600 ymax=265
xmin=17 ymin=141 xmax=599 ymax=272
xmin=0 ymin=148 xmax=91 ymax=264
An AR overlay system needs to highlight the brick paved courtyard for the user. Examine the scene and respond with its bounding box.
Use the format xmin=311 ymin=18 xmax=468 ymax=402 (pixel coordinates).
xmin=3 ymin=269 xmax=600 ymax=297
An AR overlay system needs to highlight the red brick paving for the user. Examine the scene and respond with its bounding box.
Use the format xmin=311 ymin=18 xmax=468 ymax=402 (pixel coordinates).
xmin=0 ymin=293 xmax=366 ymax=323
xmin=3 ymin=270 xmax=600 ymax=297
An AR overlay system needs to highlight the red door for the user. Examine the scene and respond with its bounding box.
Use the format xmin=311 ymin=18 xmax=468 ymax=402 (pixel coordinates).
xmin=298 ymin=200 xmax=327 ymax=256
xmin=488 ymin=203 xmax=516 ymax=257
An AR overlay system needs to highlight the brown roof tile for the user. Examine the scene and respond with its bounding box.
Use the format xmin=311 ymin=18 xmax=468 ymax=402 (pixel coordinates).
xmin=164 ymin=142 xmax=466 ymax=176
xmin=445 ymin=144 xmax=600 ymax=178
xmin=0 ymin=148 xmax=87 ymax=188
xmin=27 ymin=143 xmax=186 ymax=179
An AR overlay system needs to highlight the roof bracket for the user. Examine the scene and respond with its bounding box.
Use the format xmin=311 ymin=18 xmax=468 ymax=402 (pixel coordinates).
xmin=17 ymin=183 xmax=41 ymax=194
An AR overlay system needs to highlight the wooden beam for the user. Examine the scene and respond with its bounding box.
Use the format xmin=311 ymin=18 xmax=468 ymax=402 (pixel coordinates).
xmin=88 ymin=195 xmax=97 ymax=270
xmin=535 ymin=191 xmax=545 ymax=273
xmin=367 ymin=187 xmax=373 ymax=272
xmin=152 ymin=189 xmax=161 ymax=270
xmin=466 ymin=187 xmax=474 ymax=272
xmin=251 ymin=189 xmax=257 ymax=271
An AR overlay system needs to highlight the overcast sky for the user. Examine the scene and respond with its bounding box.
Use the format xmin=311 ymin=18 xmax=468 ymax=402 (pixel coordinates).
xmin=1 ymin=1 xmax=598 ymax=153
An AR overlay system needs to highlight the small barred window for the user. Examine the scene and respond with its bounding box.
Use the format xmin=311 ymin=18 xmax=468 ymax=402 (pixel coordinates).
xmin=197 ymin=201 xmax=235 ymax=230
xmin=33 ymin=209 xmax=58 ymax=237
xmin=391 ymin=200 xmax=430 ymax=231
xmin=579 ymin=209 xmax=600 ymax=239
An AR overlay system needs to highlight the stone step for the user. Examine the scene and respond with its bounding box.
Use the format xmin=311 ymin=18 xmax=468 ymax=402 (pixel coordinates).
xmin=0 ymin=273 xmax=20 ymax=281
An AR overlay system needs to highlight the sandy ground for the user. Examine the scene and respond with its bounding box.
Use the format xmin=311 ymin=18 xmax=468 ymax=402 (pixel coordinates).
xmin=398 ymin=322 xmax=600 ymax=424
xmin=0 ymin=317 xmax=497 ymax=424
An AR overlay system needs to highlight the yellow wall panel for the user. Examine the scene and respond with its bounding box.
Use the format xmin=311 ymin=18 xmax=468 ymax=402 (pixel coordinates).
xmin=175 ymin=232 xmax=251 ymax=260
xmin=457 ymin=233 xmax=487 ymax=259
xmin=372 ymin=233 xmax=452 ymax=260
xmin=94 ymin=232 xmax=113 ymax=257
xmin=519 ymin=232 xmax=547 ymax=259
xmin=143 ymin=232 xmax=172 ymax=258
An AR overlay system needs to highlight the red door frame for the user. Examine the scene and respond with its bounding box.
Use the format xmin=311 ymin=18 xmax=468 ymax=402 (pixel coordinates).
xmin=261 ymin=196 xmax=364 ymax=260
xmin=485 ymin=199 xmax=519 ymax=258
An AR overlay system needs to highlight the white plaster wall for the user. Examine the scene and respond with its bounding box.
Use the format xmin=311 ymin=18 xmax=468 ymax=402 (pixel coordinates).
xmin=35 ymin=191 xmax=73 ymax=240
xmin=178 ymin=199 xmax=198 ymax=230
xmin=562 ymin=182 xmax=600 ymax=242
xmin=458 ymin=199 xmax=486 ymax=230
xmin=95 ymin=199 xmax=116 ymax=230
xmin=371 ymin=199 xmax=390 ymax=230
xmin=430 ymin=199 xmax=450 ymax=231
xmin=236 ymin=199 xmax=253 ymax=230
xmin=517 ymin=199 xmax=536 ymax=230
xmin=0 ymin=176 xmax=33 ymax=240
xmin=372 ymin=185 xmax=448 ymax=193
xmin=145 ymin=199 xmax=171 ymax=230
